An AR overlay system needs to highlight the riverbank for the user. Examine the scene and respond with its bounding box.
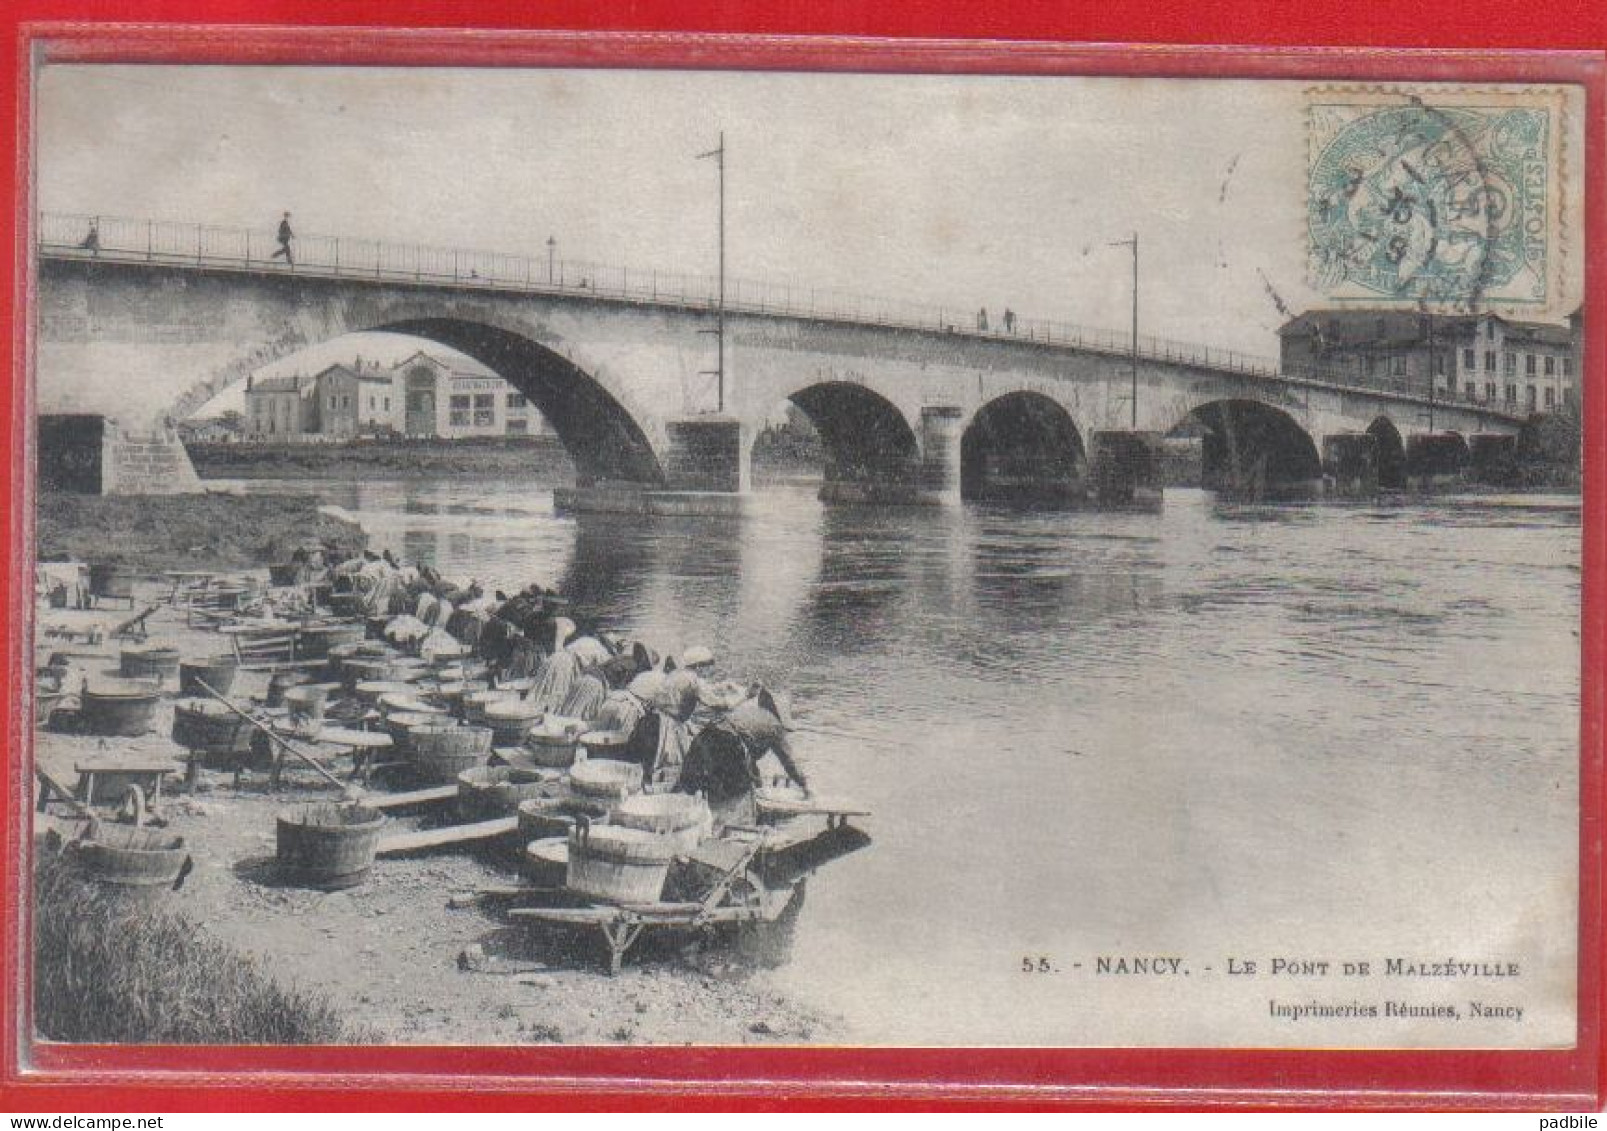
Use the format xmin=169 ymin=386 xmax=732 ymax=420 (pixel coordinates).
xmin=31 ymin=586 xmax=842 ymax=1046
xmin=187 ymin=437 xmax=577 ymax=481
xmin=37 ymin=491 xmax=367 ymax=571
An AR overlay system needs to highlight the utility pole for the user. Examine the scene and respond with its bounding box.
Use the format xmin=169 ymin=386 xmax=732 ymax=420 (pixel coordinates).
xmin=697 ymin=132 xmax=727 ymax=414
xmin=1426 ymin=311 xmax=1436 ymax=433
xmin=1110 ymin=232 xmax=1139 ymax=429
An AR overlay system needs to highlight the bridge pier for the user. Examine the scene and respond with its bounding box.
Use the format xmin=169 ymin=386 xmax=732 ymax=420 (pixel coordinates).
xmin=1406 ymin=432 xmax=1471 ymax=491
xmin=663 ymin=417 xmax=744 ymax=493
xmin=1089 ymin=431 xmax=1164 ymax=512
xmin=554 ymin=416 xmax=751 ymax=516
xmin=918 ymin=405 xmax=964 ymax=504
xmin=1322 ymin=433 xmax=1380 ymax=498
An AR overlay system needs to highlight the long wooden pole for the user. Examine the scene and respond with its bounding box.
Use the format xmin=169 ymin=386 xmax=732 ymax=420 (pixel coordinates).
xmin=194 ymin=679 xmax=354 ymax=794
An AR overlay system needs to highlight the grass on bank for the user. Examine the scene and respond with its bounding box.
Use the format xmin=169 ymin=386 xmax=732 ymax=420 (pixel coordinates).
xmin=36 ymin=490 xmax=366 ymax=571
xmin=187 ymin=435 xmax=575 ymax=480
xmin=34 ymin=848 xmax=366 ymax=1045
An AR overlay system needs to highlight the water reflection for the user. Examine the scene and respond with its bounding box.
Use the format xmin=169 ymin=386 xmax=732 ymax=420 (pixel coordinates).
xmin=212 ymin=476 xmax=1582 ymax=1046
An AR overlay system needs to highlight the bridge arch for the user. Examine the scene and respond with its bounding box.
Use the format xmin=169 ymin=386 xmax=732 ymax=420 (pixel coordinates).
xmin=376 ymin=317 xmax=664 ymax=485
xmin=960 ymin=390 xmax=1086 ymax=502
xmin=779 ymin=381 xmax=922 ymax=492
xmin=1366 ymin=416 xmax=1407 ymax=490
xmin=156 ymin=284 xmax=673 ymax=485
xmin=1181 ymin=398 xmax=1322 ymax=499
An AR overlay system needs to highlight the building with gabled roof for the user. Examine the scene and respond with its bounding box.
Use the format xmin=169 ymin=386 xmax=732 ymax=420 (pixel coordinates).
xmin=242 ymin=350 xmax=547 ymax=442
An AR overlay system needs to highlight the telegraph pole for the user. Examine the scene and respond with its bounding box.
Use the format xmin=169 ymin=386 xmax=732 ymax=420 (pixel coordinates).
xmin=1110 ymin=232 xmax=1139 ymax=429
xmin=697 ymin=132 xmax=727 ymax=413
xmin=1421 ymin=308 xmax=1437 ymax=432
xmin=1427 ymin=312 xmax=1436 ymax=432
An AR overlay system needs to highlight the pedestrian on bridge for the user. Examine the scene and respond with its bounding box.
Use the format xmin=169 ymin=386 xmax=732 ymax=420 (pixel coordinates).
xmin=977 ymin=307 xmax=989 ymax=332
xmin=1004 ymin=308 xmax=1016 ymax=334
xmin=271 ymin=211 xmax=294 ymax=266
xmin=78 ymin=218 xmax=100 ymax=254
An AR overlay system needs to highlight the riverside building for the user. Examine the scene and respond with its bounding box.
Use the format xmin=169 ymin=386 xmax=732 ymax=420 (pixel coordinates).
xmin=1277 ymin=308 xmax=1582 ymax=414
xmin=244 ymin=352 xmax=548 ymax=441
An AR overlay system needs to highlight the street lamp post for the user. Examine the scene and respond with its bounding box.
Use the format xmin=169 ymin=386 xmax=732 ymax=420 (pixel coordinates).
xmin=546 ymin=235 xmax=556 ymax=285
xmin=1109 ymin=232 xmax=1140 ymax=430
xmin=697 ymin=132 xmax=727 ymax=414
xmin=1427 ymin=315 xmax=1436 ymax=433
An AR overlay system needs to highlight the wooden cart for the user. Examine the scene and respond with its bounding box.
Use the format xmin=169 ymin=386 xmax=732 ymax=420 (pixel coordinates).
xmin=508 ymin=805 xmax=871 ymax=974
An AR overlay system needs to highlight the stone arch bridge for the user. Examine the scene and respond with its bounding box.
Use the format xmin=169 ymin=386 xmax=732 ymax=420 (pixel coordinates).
xmin=35 ymin=214 xmax=1525 ymax=501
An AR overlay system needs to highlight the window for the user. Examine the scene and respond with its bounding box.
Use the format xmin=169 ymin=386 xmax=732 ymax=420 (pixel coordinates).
xmin=1486 ymin=320 xmax=1497 ymax=341
xmin=1563 ymin=357 xmax=1574 ymax=377
xmin=1433 ymin=354 xmax=1445 ymax=376
xmin=1526 ymin=354 xmax=1537 ymax=376
xmin=448 ymin=393 xmax=472 ymax=427
xmin=369 ymin=396 xmax=376 ymax=410
xmin=1465 ymin=381 xmax=1477 ymax=401
xmin=1545 ymin=356 xmax=1556 ymax=376
xmin=1484 ymin=350 xmax=1496 ymax=372
xmin=1485 ymin=382 xmax=1497 ymax=401
xmin=384 ymin=397 xmax=391 ymax=412
xmin=505 ymin=418 xmax=529 ymax=434
xmin=1502 ymin=352 xmax=1516 ymax=375
xmin=1526 ymin=386 xmax=1538 ymax=410
xmin=1504 ymin=384 xmax=1517 ymax=405
xmin=1390 ymin=356 xmax=1405 ymax=376
xmin=473 ymin=393 xmax=496 ymax=427
xmin=507 ymin=393 xmax=528 ymax=409
xmin=1545 ymin=386 xmax=1556 ymax=408
xmin=1463 ymin=348 xmax=1476 ymax=370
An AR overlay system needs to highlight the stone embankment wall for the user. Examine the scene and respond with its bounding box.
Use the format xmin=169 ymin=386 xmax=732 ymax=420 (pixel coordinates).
xmin=101 ymin=422 xmax=205 ymax=495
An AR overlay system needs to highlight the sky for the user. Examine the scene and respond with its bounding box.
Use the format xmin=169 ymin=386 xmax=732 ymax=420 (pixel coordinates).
xmin=34 ymin=66 xmax=1585 ymax=383
xmin=37 ymin=65 xmax=1325 ymax=359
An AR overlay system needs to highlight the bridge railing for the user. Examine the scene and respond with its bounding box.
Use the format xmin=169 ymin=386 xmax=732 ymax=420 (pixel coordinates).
xmin=39 ymin=211 xmax=1523 ymax=419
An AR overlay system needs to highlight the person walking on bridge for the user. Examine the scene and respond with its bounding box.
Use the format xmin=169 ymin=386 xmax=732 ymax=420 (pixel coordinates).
xmin=271 ymin=211 xmax=294 ymax=266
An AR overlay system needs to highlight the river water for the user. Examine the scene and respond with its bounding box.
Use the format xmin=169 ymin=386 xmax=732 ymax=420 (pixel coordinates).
xmin=215 ymin=475 xmax=1582 ymax=1047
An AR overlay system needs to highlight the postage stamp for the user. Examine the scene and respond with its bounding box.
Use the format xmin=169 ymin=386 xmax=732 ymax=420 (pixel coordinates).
xmin=1306 ymin=85 xmax=1573 ymax=314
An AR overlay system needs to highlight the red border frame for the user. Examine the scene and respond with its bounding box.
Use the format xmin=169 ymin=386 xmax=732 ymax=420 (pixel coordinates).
xmin=3 ymin=10 xmax=1604 ymax=1113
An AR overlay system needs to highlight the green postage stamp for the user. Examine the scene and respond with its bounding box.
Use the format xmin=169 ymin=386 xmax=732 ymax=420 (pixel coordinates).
xmin=1306 ymin=85 xmax=1574 ymax=314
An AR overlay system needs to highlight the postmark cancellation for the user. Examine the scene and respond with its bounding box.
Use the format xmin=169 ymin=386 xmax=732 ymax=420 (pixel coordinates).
xmin=1306 ymin=85 xmax=1576 ymax=316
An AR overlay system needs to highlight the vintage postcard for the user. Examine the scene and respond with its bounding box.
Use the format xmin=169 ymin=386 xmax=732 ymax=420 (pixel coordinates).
xmin=20 ymin=49 xmax=1590 ymax=1061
